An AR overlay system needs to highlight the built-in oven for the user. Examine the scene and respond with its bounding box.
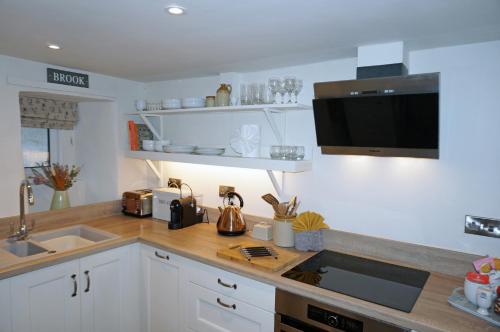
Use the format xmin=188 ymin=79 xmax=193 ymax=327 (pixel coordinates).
xmin=275 ymin=289 xmax=409 ymax=332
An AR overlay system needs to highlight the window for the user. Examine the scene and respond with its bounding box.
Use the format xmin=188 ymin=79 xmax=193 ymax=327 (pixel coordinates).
xmin=21 ymin=127 xmax=50 ymax=168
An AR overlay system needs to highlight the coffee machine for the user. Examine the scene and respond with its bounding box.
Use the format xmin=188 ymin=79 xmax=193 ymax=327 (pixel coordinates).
xmin=169 ymin=183 xmax=204 ymax=229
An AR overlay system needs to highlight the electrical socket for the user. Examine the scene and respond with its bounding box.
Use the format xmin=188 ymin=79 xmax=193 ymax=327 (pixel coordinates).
xmin=219 ymin=185 xmax=235 ymax=197
xmin=168 ymin=178 xmax=182 ymax=188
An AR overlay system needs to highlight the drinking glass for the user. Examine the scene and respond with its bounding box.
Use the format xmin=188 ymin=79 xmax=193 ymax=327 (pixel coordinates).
xmin=270 ymin=145 xmax=281 ymax=159
xmin=284 ymin=146 xmax=297 ymax=160
xmin=278 ymin=82 xmax=287 ymax=104
xmin=135 ymin=100 xmax=146 ymax=111
xmin=240 ymin=84 xmax=248 ymax=105
xmin=258 ymin=83 xmax=267 ymax=104
xmin=293 ymin=79 xmax=303 ymax=103
xmin=268 ymin=78 xmax=281 ymax=104
xmin=249 ymin=83 xmax=258 ymax=105
xmin=296 ymin=146 xmax=305 ymax=160
xmin=283 ymin=77 xmax=296 ymax=103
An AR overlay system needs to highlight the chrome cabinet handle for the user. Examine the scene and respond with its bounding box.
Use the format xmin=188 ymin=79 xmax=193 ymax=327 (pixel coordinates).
xmin=217 ymin=297 xmax=236 ymax=310
xmin=84 ymin=271 xmax=90 ymax=293
xmin=155 ymin=251 xmax=169 ymax=260
xmin=217 ymin=278 xmax=237 ymax=289
xmin=71 ymin=274 xmax=77 ymax=297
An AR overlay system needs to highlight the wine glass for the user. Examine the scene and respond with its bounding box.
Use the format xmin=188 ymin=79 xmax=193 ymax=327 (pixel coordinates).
xmin=293 ymin=79 xmax=303 ymax=103
xmin=268 ymin=78 xmax=281 ymax=104
xmin=284 ymin=76 xmax=296 ymax=103
xmin=278 ymin=82 xmax=287 ymax=104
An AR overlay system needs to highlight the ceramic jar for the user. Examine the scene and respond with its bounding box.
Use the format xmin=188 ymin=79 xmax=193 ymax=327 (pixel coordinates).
xmin=216 ymin=83 xmax=232 ymax=107
xmin=464 ymin=272 xmax=490 ymax=306
xmin=205 ymin=96 xmax=215 ymax=107
xmin=273 ymin=215 xmax=295 ymax=247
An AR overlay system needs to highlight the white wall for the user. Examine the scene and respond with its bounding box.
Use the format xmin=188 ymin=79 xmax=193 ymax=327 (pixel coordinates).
xmin=144 ymin=41 xmax=500 ymax=256
xmin=0 ymin=55 xmax=150 ymax=218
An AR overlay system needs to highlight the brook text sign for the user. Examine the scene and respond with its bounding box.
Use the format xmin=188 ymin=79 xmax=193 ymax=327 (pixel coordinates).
xmin=47 ymin=68 xmax=89 ymax=88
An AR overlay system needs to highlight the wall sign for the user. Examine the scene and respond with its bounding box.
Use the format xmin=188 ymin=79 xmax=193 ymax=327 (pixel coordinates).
xmin=47 ymin=68 xmax=89 ymax=88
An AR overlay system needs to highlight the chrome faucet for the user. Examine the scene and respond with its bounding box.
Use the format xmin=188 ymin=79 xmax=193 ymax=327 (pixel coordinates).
xmin=9 ymin=180 xmax=35 ymax=241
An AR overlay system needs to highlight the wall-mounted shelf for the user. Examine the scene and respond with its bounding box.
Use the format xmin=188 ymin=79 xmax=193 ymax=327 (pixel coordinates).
xmin=127 ymin=103 xmax=310 ymax=116
xmin=126 ymin=103 xmax=313 ymax=199
xmin=126 ymin=150 xmax=312 ymax=173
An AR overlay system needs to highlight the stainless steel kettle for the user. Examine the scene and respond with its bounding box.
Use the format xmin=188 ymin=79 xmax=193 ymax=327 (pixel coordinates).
xmin=217 ymin=191 xmax=246 ymax=236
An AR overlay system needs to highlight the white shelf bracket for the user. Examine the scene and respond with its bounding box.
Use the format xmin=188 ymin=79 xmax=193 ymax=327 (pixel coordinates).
xmin=145 ymin=159 xmax=162 ymax=181
xmin=139 ymin=114 xmax=162 ymax=140
xmin=263 ymin=108 xmax=283 ymax=144
xmin=266 ymin=170 xmax=286 ymax=200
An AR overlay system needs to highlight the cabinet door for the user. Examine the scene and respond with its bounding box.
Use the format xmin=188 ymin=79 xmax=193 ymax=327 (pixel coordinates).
xmin=141 ymin=245 xmax=180 ymax=332
xmin=0 ymin=278 xmax=12 ymax=332
xmin=186 ymin=282 xmax=274 ymax=332
xmin=11 ymin=260 xmax=81 ymax=332
xmin=80 ymin=246 xmax=131 ymax=332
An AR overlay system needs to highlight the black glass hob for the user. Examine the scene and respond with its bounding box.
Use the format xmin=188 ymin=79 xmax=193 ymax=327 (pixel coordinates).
xmin=282 ymin=250 xmax=430 ymax=312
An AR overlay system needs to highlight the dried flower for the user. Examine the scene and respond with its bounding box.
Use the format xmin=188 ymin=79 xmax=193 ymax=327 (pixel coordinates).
xmin=30 ymin=163 xmax=81 ymax=191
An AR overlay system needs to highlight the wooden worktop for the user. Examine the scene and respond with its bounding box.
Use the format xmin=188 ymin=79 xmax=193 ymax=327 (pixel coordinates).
xmin=0 ymin=214 xmax=496 ymax=332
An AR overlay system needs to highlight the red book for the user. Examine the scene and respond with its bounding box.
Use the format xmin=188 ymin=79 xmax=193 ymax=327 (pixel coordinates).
xmin=128 ymin=121 xmax=139 ymax=150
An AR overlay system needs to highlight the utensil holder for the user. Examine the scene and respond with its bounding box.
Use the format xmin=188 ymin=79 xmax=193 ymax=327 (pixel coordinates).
xmin=294 ymin=230 xmax=324 ymax=252
xmin=273 ymin=215 xmax=295 ymax=247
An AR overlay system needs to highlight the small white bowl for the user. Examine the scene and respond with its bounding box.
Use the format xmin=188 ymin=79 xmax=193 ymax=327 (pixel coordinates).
xmin=182 ymin=97 xmax=205 ymax=108
xmin=142 ymin=140 xmax=155 ymax=151
xmin=162 ymin=98 xmax=181 ymax=109
xmin=154 ymin=140 xmax=171 ymax=152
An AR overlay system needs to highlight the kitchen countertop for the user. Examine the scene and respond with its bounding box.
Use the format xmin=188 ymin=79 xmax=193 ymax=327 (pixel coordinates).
xmin=0 ymin=215 xmax=495 ymax=332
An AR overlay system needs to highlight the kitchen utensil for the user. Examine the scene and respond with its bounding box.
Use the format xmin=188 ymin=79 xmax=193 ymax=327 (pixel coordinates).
xmin=216 ymin=83 xmax=232 ymax=106
xmin=465 ymin=272 xmax=490 ymax=306
xmin=277 ymin=202 xmax=289 ymax=216
xmin=252 ymin=223 xmax=273 ymax=241
xmin=240 ymin=246 xmax=278 ymax=260
xmin=217 ymin=191 xmax=246 ymax=236
xmin=477 ymin=286 xmax=494 ymax=315
xmin=154 ymin=140 xmax=171 ymax=152
xmin=142 ymin=140 xmax=155 ymax=151
xmin=181 ymin=97 xmax=205 ymax=108
xmin=135 ymin=100 xmax=146 ymax=111
xmin=289 ymin=201 xmax=300 ymax=216
xmin=162 ymin=98 xmax=181 ymax=109
xmin=286 ymin=196 xmax=297 ymax=215
xmin=163 ymin=145 xmax=196 ymax=154
xmin=216 ymin=240 xmax=300 ymax=271
xmin=261 ymin=193 xmax=279 ymax=207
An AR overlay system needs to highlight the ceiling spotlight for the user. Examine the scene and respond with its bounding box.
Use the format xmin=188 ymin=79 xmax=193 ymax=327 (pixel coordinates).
xmin=47 ymin=43 xmax=61 ymax=50
xmin=165 ymin=5 xmax=186 ymax=15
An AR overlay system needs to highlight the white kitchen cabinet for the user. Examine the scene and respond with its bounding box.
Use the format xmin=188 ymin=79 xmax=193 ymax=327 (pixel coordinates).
xmin=9 ymin=244 xmax=137 ymax=332
xmin=141 ymin=245 xmax=181 ymax=332
xmin=80 ymin=246 xmax=133 ymax=332
xmin=0 ymin=278 xmax=12 ymax=332
xmin=11 ymin=260 xmax=81 ymax=332
xmin=185 ymin=282 xmax=274 ymax=332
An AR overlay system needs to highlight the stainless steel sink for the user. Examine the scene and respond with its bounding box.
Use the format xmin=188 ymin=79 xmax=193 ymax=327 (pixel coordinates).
xmin=2 ymin=241 xmax=48 ymax=257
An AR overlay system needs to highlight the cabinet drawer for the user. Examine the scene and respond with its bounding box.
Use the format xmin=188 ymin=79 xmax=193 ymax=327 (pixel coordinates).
xmin=186 ymin=282 xmax=274 ymax=332
xmin=185 ymin=260 xmax=275 ymax=312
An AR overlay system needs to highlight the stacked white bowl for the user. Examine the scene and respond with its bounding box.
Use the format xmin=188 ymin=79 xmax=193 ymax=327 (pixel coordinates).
xmin=142 ymin=140 xmax=155 ymax=151
xmin=162 ymin=98 xmax=181 ymax=109
xmin=181 ymin=97 xmax=205 ymax=108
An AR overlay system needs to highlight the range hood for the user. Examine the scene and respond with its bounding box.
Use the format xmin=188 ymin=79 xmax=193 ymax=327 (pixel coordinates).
xmin=313 ymin=73 xmax=440 ymax=159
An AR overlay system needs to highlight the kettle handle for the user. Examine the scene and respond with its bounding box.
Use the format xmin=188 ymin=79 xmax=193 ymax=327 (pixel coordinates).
xmin=224 ymin=191 xmax=243 ymax=208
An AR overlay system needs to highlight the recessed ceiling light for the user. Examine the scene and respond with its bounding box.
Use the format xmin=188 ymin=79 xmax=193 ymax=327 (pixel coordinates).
xmin=47 ymin=43 xmax=61 ymax=50
xmin=165 ymin=5 xmax=186 ymax=15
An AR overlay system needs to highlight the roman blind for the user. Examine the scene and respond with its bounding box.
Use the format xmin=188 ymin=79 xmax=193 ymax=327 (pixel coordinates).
xmin=20 ymin=96 xmax=79 ymax=130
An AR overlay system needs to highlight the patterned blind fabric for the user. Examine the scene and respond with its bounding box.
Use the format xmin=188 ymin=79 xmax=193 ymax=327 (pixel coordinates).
xmin=20 ymin=96 xmax=79 ymax=130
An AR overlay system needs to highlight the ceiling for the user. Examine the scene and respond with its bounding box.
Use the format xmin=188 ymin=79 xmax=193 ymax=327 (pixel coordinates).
xmin=1 ymin=0 xmax=499 ymax=82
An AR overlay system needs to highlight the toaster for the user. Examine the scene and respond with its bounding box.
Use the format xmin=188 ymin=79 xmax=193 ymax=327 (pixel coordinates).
xmin=122 ymin=189 xmax=153 ymax=217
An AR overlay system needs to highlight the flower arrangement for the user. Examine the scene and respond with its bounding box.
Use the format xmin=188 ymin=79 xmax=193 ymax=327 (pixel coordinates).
xmin=31 ymin=163 xmax=81 ymax=191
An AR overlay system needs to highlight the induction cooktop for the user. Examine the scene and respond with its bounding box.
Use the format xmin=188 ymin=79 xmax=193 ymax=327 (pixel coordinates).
xmin=282 ymin=250 xmax=430 ymax=312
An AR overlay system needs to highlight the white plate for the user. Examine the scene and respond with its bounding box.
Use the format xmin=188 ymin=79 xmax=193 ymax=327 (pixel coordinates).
xmin=164 ymin=145 xmax=196 ymax=153
xmin=194 ymin=147 xmax=225 ymax=155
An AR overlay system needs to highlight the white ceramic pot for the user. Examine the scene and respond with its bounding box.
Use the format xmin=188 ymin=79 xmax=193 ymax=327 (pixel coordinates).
xmin=273 ymin=217 xmax=294 ymax=247
xmin=464 ymin=272 xmax=490 ymax=306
